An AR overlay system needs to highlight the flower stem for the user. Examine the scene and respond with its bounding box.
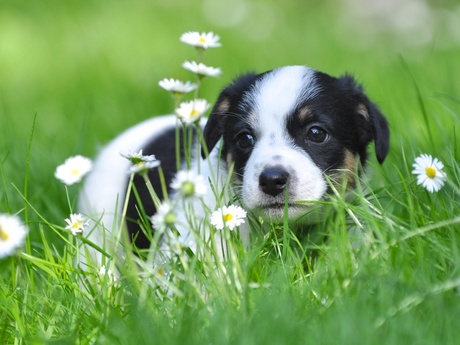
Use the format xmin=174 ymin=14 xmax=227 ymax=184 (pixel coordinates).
xmin=142 ymin=173 xmax=162 ymax=209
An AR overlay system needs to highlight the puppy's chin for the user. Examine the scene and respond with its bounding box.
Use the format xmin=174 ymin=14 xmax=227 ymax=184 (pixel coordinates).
xmin=254 ymin=202 xmax=324 ymax=224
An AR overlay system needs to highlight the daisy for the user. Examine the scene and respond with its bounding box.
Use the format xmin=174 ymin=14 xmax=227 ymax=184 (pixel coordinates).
xmin=151 ymin=202 xmax=177 ymax=232
xmin=210 ymin=205 xmax=247 ymax=231
xmin=153 ymin=265 xmax=171 ymax=278
xmin=55 ymin=155 xmax=92 ymax=185
xmin=64 ymin=213 xmax=89 ymax=236
xmin=121 ymin=150 xmax=160 ymax=174
xmin=121 ymin=149 xmax=156 ymax=165
xmin=170 ymin=170 xmax=208 ymax=198
xmin=412 ymin=154 xmax=447 ymax=193
xmin=158 ymin=78 xmax=197 ymax=94
xmin=175 ymin=99 xmax=210 ymax=124
xmin=180 ymin=31 xmax=222 ymax=49
xmin=128 ymin=160 xmax=160 ymax=174
xmin=0 ymin=213 xmax=28 ymax=259
xmin=182 ymin=61 xmax=222 ymax=78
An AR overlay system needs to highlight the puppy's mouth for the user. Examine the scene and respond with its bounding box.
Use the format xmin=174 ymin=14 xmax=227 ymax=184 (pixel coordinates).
xmin=263 ymin=202 xmax=298 ymax=210
xmin=255 ymin=201 xmax=309 ymax=220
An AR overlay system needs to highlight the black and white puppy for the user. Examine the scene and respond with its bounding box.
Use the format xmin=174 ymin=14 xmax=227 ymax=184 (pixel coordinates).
xmin=79 ymin=65 xmax=389 ymax=264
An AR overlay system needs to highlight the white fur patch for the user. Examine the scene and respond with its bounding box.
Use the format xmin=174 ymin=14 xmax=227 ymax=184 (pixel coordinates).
xmin=240 ymin=66 xmax=326 ymax=219
xmin=244 ymin=66 xmax=320 ymax=138
xmin=242 ymin=144 xmax=327 ymax=220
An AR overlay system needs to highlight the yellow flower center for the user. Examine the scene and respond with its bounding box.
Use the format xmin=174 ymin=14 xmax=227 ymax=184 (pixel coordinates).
xmin=71 ymin=169 xmax=80 ymax=175
xmin=164 ymin=212 xmax=176 ymax=226
xmin=0 ymin=227 xmax=9 ymax=241
xmin=181 ymin=181 xmax=195 ymax=197
xmin=223 ymin=213 xmax=234 ymax=222
xmin=425 ymin=167 xmax=437 ymax=179
xmin=199 ymin=37 xmax=206 ymax=44
xmin=190 ymin=108 xmax=200 ymax=117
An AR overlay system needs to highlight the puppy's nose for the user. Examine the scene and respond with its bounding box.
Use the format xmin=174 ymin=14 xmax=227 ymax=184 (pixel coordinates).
xmin=259 ymin=167 xmax=289 ymax=197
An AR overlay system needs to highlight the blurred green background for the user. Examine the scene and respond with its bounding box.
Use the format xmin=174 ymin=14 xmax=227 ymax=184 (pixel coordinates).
xmin=1 ymin=2 xmax=459 ymax=343
xmin=1 ymin=0 xmax=459 ymax=222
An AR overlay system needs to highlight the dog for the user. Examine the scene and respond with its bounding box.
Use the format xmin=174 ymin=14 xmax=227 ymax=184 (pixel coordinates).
xmin=78 ymin=65 xmax=389 ymax=266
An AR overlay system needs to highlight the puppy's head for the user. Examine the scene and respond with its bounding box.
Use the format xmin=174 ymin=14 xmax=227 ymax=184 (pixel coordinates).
xmin=202 ymin=66 xmax=389 ymax=221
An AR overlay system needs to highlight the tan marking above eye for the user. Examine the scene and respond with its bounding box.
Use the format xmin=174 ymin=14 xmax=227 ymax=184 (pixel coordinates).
xmin=217 ymin=97 xmax=230 ymax=114
xmin=298 ymin=106 xmax=314 ymax=123
xmin=357 ymin=104 xmax=370 ymax=120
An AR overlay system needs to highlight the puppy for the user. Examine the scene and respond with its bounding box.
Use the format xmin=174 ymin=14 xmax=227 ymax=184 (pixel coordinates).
xmin=78 ymin=65 xmax=389 ymax=266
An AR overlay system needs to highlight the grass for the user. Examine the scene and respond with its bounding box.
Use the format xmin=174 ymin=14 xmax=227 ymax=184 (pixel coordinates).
xmin=1 ymin=0 xmax=460 ymax=344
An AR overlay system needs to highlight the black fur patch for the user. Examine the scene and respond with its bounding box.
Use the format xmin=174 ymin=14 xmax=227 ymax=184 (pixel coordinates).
xmin=125 ymin=124 xmax=197 ymax=250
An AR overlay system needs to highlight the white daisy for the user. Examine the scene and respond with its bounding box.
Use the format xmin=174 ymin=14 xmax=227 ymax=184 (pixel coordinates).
xmin=148 ymin=256 xmax=172 ymax=278
xmin=0 ymin=213 xmax=28 ymax=259
xmin=158 ymin=78 xmax=197 ymax=94
xmin=151 ymin=202 xmax=177 ymax=232
xmin=121 ymin=150 xmax=160 ymax=174
xmin=121 ymin=149 xmax=156 ymax=164
xmin=54 ymin=155 xmax=92 ymax=185
xmin=175 ymin=99 xmax=211 ymax=124
xmin=412 ymin=154 xmax=447 ymax=193
xmin=180 ymin=31 xmax=221 ymax=49
xmin=182 ymin=61 xmax=222 ymax=78
xmin=210 ymin=205 xmax=247 ymax=231
xmin=170 ymin=170 xmax=208 ymax=198
xmin=64 ymin=213 xmax=89 ymax=236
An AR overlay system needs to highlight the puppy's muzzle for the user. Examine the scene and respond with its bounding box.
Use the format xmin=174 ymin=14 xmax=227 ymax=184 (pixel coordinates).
xmin=259 ymin=166 xmax=290 ymax=197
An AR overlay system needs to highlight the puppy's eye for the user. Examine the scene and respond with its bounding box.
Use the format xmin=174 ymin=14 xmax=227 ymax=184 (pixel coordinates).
xmin=236 ymin=133 xmax=255 ymax=150
xmin=306 ymin=126 xmax=329 ymax=143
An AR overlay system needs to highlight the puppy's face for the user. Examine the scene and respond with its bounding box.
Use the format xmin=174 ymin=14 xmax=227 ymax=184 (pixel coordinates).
xmin=203 ymin=66 xmax=389 ymax=221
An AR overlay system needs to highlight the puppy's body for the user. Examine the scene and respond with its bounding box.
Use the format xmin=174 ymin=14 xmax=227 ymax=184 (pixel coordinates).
xmin=79 ymin=66 xmax=389 ymax=267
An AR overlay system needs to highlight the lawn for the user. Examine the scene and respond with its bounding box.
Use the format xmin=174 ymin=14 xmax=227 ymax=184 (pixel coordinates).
xmin=1 ymin=0 xmax=460 ymax=344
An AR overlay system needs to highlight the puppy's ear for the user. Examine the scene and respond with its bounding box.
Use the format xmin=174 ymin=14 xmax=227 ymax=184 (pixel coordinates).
xmin=339 ymin=74 xmax=390 ymax=164
xmin=201 ymin=72 xmax=258 ymax=158
xmin=360 ymin=101 xmax=390 ymax=164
